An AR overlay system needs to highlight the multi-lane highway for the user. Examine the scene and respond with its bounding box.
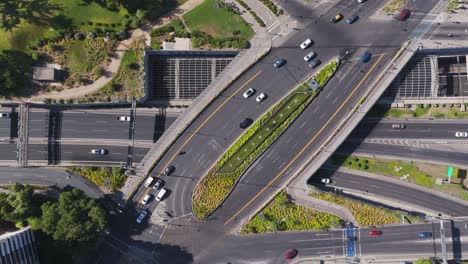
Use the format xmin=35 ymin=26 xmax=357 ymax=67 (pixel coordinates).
xmin=316 ymin=169 xmax=468 ymax=217
xmin=122 ymin=0 xmax=449 ymax=263
xmin=0 ymin=107 xmax=178 ymax=165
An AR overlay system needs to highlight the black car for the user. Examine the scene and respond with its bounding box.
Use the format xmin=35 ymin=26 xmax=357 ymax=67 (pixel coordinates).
xmin=163 ymin=165 xmax=175 ymax=176
xmin=274 ymin=58 xmax=286 ymax=68
xmin=152 ymin=179 xmax=164 ymax=190
xmin=309 ymin=59 xmax=321 ymax=68
xmin=239 ymin=118 xmax=253 ymax=129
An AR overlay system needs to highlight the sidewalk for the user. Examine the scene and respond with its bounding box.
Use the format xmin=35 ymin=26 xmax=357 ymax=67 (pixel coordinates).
xmin=27 ymin=0 xmax=205 ymax=102
xmin=287 ymin=185 xmax=359 ymax=226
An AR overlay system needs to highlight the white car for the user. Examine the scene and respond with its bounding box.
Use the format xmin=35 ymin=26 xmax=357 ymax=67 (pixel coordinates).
xmin=321 ymin=178 xmax=331 ymax=184
xmin=117 ymin=116 xmax=131 ymax=122
xmin=91 ymin=149 xmax=107 ymax=155
xmin=243 ymin=88 xmax=255 ymax=98
xmin=142 ymin=194 xmax=152 ymax=205
xmin=256 ymin=93 xmax=267 ymax=103
xmin=0 ymin=113 xmax=10 ymax=118
xmin=455 ymin=132 xmax=468 ymax=137
xmin=304 ymin=51 xmax=316 ymax=61
xmin=300 ymin=38 xmax=312 ymax=49
xmin=358 ymin=0 xmax=365 ymax=3
xmin=136 ymin=210 xmax=148 ymax=224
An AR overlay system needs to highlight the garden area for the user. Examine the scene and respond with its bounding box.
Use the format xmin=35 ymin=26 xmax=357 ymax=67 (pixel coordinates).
xmin=311 ymin=192 xmax=423 ymax=226
xmin=383 ymin=0 xmax=406 ymax=13
xmin=0 ymin=0 xmax=183 ymax=98
xmin=192 ymin=60 xmax=338 ymax=219
xmin=242 ymin=192 xmax=342 ymax=234
xmin=332 ymin=155 xmax=468 ymax=200
xmin=70 ymin=167 xmax=127 ymax=191
xmin=367 ymin=103 xmax=468 ymax=119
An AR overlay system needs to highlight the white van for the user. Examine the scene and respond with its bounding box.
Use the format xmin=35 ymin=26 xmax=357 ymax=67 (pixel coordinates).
xmin=142 ymin=194 xmax=152 ymax=205
xmin=144 ymin=176 xmax=155 ymax=188
xmin=156 ymin=188 xmax=167 ymax=202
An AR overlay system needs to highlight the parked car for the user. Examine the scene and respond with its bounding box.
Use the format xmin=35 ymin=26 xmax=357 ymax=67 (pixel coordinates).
xmin=321 ymin=178 xmax=331 ymax=184
xmin=304 ymin=51 xmax=316 ymax=62
xmin=239 ymin=118 xmax=253 ymax=129
xmin=274 ymin=58 xmax=286 ymax=68
xmin=243 ymin=88 xmax=255 ymax=98
xmin=256 ymin=93 xmax=267 ymax=103
xmin=300 ymin=38 xmax=312 ymax=49
xmin=392 ymin=123 xmax=406 ymax=129
xmin=331 ymin=13 xmax=343 ymax=23
xmin=156 ymin=188 xmax=168 ymax=202
xmin=152 ymin=179 xmax=164 ymax=191
xmin=136 ymin=210 xmax=148 ymax=224
xmin=0 ymin=113 xmax=10 ymax=118
xmin=284 ymin=249 xmax=298 ymax=259
xmin=163 ymin=165 xmax=175 ymax=176
xmin=117 ymin=116 xmax=131 ymax=122
xmin=398 ymin=9 xmax=410 ymax=21
xmin=455 ymin=131 xmax=468 ymax=137
xmin=91 ymin=149 xmax=107 ymax=155
xmin=358 ymin=0 xmax=366 ymax=3
xmin=419 ymin=232 xmax=432 ymax=238
xmin=309 ymin=59 xmax=321 ymax=68
xmin=347 ymin=14 xmax=359 ymax=24
xmin=142 ymin=194 xmax=152 ymax=205
xmin=360 ymin=51 xmax=371 ymax=63
xmin=369 ymin=230 xmax=382 ymax=236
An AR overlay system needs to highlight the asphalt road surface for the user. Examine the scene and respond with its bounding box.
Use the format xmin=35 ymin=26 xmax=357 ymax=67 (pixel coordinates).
xmin=125 ymin=0 xmax=445 ymax=263
xmin=0 ymin=167 xmax=104 ymax=199
xmin=317 ymin=169 xmax=468 ymax=216
xmin=351 ymin=119 xmax=468 ymax=140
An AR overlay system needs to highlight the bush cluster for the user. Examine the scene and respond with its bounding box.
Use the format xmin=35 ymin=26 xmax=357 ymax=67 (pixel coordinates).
xmin=242 ymin=192 xmax=343 ymax=233
xmin=71 ymin=167 xmax=127 ymax=190
xmin=312 ymin=192 xmax=421 ymax=226
xmin=191 ymin=30 xmax=248 ymax=49
xmin=249 ymin=11 xmax=266 ymax=27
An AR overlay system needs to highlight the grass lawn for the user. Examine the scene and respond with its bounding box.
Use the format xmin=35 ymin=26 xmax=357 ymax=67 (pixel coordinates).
xmin=0 ymin=0 xmax=128 ymax=52
xmin=333 ymin=155 xmax=468 ymax=200
xmin=311 ymin=192 xmax=423 ymax=226
xmin=183 ymin=0 xmax=254 ymax=39
xmin=242 ymin=192 xmax=342 ymax=233
xmin=366 ymin=104 xmax=468 ymax=119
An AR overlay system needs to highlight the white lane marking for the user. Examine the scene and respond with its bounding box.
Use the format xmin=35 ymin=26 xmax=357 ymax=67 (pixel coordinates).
xmin=92 ymin=130 xmax=107 ymax=132
xmin=332 ymin=97 xmax=338 ymax=104
xmin=286 ymin=137 xmax=293 ymax=143
xmin=319 ymin=113 xmax=326 ymax=120
xmin=351 ymin=180 xmax=360 ymax=184
xmin=96 ymin=121 xmax=108 ymax=123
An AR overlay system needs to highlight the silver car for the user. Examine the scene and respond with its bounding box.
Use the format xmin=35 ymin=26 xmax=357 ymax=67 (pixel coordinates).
xmin=304 ymin=52 xmax=316 ymax=62
xmin=91 ymin=149 xmax=107 ymax=155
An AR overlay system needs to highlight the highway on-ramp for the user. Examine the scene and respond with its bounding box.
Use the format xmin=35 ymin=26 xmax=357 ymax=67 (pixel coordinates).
xmin=122 ymin=0 xmax=447 ymax=263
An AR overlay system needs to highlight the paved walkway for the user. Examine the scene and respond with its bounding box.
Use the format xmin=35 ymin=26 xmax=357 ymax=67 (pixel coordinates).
xmin=28 ymin=0 xmax=205 ymax=102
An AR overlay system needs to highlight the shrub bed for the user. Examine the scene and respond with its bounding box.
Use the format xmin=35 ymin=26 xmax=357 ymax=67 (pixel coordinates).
xmin=383 ymin=0 xmax=406 ymax=13
xmin=258 ymin=0 xmax=282 ymax=16
xmin=71 ymin=167 xmax=127 ymax=190
xmin=249 ymin=11 xmax=266 ymax=27
xmin=242 ymin=192 xmax=342 ymax=233
xmin=192 ymin=60 xmax=338 ymax=219
xmin=311 ymin=192 xmax=423 ymax=226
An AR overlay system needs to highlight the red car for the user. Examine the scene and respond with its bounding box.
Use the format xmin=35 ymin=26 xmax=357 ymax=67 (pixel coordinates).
xmin=369 ymin=230 xmax=382 ymax=236
xmin=284 ymin=249 xmax=298 ymax=259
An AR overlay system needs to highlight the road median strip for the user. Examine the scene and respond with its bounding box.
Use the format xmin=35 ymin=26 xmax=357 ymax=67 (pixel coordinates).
xmin=192 ymin=60 xmax=338 ymax=219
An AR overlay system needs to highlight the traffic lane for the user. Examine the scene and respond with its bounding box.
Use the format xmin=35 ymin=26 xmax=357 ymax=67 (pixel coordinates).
xmin=59 ymin=112 xmax=132 ymax=140
xmin=28 ymin=111 xmax=49 ymax=138
xmin=200 ymin=231 xmax=344 ymax=263
xmin=0 ymin=167 xmax=104 ymax=199
xmin=0 ymin=143 xmax=17 ymax=160
xmin=210 ymin=51 xmax=393 ymax=226
xmin=134 ymin=113 xmax=178 ymax=142
xmin=327 ymin=170 xmax=468 ymax=216
xmin=351 ymin=121 xmax=468 ymax=140
xmin=27 ymin=144 xmax=149 ymax=163
xmin=425 ymin=23 xmax=468 ymax=40
xmin=0 ymin=118 xmax=12 ymax=138
xmin=338 ymin=141 xmax=468 ymax=167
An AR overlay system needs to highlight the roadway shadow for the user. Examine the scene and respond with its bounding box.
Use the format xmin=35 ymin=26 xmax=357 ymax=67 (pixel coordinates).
xmin=10 ymin=106 xmax=19 ymax=139
xmin=153 ymin=107 xmax=167 ymax=143
xmin=450 ymin=220 xmax=462 ymax=259
xmin=47 ymin=110 xmax=62 ymax=165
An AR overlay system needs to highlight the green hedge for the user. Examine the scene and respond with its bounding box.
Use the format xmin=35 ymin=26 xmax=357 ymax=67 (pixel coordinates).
xmin=71 ymin=167 xmax=127 ymax=190
xmin=258 ymin=0 xmax=282 ymax=16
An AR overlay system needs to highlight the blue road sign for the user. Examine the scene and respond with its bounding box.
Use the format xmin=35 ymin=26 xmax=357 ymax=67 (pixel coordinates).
xmin=345 ymin=226 xmax=356 ymax=257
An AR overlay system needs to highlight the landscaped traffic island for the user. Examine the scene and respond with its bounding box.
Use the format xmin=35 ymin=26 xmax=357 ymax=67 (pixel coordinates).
xmin=192 ymin=60 xmax=338 ymax=219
